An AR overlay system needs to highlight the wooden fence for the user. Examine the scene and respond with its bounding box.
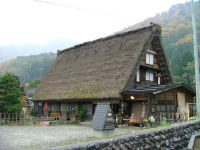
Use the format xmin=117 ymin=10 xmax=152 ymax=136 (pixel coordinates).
xmin=0 ymin=113 xmax=26 ymax=125
xmin=0 ymin=112 xmax=68 ymax=126
xmin=154 ymin=112 xmax=192 ymax=123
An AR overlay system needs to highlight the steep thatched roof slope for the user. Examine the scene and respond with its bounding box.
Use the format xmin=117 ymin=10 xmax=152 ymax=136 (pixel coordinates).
xmin=32 ymin=25 xmax=164 ymax=101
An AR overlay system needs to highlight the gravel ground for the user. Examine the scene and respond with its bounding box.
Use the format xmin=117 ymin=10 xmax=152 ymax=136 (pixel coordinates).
xmin=0 ymin=124 xmax=141 ymax=150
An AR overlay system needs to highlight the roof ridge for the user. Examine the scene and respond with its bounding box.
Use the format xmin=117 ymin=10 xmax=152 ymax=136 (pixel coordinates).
xmin=57 ymin=24 xmax=160 ymax=55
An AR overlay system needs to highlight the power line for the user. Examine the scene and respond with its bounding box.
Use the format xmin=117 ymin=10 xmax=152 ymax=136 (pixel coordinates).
xmin=33 ymin=0 xmax=138 ymax=21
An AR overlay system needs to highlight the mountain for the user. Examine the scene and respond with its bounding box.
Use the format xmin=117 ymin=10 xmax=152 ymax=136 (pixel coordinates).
xmin=0 ymin=53 xmax=56 ymax=83
xmin=0 ymin=38 xmax=78 ymax=63
xmin=0 ymin=1 xmax=199 ymax=86
xmin=117 ymin=0 xmax=200 ymax=88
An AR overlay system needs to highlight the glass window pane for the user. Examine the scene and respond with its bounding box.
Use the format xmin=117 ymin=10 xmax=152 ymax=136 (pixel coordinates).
xmin=167 ymin=105 xmax=171 ymax=111
xmin=171 ymin=105 xmax=175 ymax=111
xmin=136 ymin=70 xmax=140 ymax=82
xmin=161 ymin=105 xmax=166 ymax=111
xmin=146 ymin=71 xmax=149 ymax=80
xmin=158 ymin=77 xmax=160 ymax=84
xmin=146 ymin=53 xmax=149 ymax=64
xmin=150 ymin=72 xmax=154 ymax=81
xmin=150 ymin=54 xmax=154 ymax=65
xmin=157 ymin=105 xmax=160 ymax=111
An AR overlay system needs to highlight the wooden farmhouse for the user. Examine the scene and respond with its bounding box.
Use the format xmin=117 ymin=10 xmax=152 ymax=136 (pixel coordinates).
xmin=32 ymin=23 xmax=195 ymax=122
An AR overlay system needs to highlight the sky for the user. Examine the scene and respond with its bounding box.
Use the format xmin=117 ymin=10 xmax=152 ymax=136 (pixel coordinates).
xmin=0 ymin=0 xmax=190 ymax=46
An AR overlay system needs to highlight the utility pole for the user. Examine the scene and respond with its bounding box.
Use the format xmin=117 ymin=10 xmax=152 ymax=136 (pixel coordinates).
xmin=191 ymin=0 xmax=200 ymax=117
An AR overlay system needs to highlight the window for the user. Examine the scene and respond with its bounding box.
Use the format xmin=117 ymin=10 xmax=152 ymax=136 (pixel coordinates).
xmin=146 ymin=71 xmax=154 ymax=81
xmin=158 ymin=77 xmax=161 ymax=84
xmin=82 ymin=104 xmax=92 ymax=115
xmin=136 ymin=70 xmax=140 ymax=82
xmin=146 ymin=53 xmax=154 ymax=65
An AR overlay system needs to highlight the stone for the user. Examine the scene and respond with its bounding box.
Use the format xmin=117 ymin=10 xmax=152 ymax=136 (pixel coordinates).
xmin=144 ymin=138 xmax=151 ymax=144
xmin=52 ymin=121 xmax=200 ymax=150
xmin=173 ymin=137 xmax=180 ymax=142
xmin=155 ymin=143 xmax=161 ymax=149
xmin=144 ymin=144 xmax=151 ymax=150
xmin=149 ymin=132 xmax=155 ymax=137
xmin=112 ymin=144 xmax=121 ymax=150
xmin=160 ymin=134 xmax=166 ymax=140
xmin=125 ymin=143 xmax=132 ymax=149
xmin=154 ymin=135 xmax=161 ymax=141
xmin=165 ymin=140 xmax=170 ymax=147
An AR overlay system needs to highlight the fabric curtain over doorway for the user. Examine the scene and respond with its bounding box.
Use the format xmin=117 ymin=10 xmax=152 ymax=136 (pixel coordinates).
xmin=177 ymin=91 xmax=186 ymax=120
xmin=130 ymin=101 xmax=148 ymax=119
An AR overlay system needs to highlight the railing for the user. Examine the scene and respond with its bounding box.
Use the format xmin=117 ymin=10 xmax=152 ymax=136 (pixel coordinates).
xmin=154 ymin=112 xmax=194 ymax=123
xmin=0 ymin=112 xmax=69 ymax=126
xmin=0 ymin=113 xmax=27 ymax=125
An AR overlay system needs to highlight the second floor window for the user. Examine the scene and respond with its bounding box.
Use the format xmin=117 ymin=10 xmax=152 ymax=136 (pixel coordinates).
xmin=136 ymin=70 xmax=140 ymax=82
xmin=146 ymin=53 xmax=154 ymax=65
xmin=158 ymin=76 xmax=161 ymax=84
xmin=146 ymin=71 xmax=154 ymax=81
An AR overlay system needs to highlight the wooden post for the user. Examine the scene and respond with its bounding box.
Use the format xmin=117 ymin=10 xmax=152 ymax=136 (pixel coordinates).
xmin=4 ymin=113 xmax=6 ymax=125
xmin=0 ymin=113 xmax=1 ymax=125
xmin=12 ymin=113 xmax=14 ymax=123
xmin=149 ymin=98 xmax=152 ymax=116
xmin=65 ymin=112 xmax=67 ymax=124
xmin=16 ymin=113 xmax=17 ymax=124
xmin=8 ymin=114 xmax=10 ymax=125
xmin=23 ymin=113 xmax=25 ymax=124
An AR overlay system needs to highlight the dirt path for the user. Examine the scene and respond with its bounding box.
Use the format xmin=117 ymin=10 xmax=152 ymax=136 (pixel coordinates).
xmin=0 ymin=125 xmax=141 ymax=150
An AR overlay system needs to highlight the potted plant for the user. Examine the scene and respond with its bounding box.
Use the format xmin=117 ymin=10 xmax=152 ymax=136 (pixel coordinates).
xmin=75 ymin=106 xmax=87 ymax=121
xmin=143 ymin=116 xmax=155 ymax=127
xmin=143 ymin=119 xmax=148 ymax=127
xmin=147 ymin=116 xmax=155 ymax=127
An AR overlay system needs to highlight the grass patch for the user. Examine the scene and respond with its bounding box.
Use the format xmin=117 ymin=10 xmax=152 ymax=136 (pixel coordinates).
xmin=161 ymin=121 xmax=171 ymax=126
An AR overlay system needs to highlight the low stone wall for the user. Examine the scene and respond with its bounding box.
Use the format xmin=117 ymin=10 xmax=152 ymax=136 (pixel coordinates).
xmin=53 ymin=120 xmax=200 ymax=150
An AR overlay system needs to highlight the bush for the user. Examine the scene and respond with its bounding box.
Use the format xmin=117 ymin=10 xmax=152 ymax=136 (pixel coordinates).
xmin=189 ymin=116 xmax=198 ymax=120
xmin=161 ymin=121 xmax=170 ymax=126
xmin=75 ymin=106 xmax=87 ymax=121
xmin=30 ymin=109 xmax=35 ymax=116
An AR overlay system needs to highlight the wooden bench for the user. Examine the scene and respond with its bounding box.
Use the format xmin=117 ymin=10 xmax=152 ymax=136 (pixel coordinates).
xmin=123 ymin=118 xmax=143 ymax=126
xmin=50 ymin=113 xmax=60 ymax=118
xmin=129 ymin=118 xmax=143 ymax=124
xmin=39 ymin=117 xmax=58 ymax=126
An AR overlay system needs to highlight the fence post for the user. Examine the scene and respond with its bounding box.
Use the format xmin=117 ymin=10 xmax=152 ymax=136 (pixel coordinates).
xmin=16 ymin=113 xmax=17 ymax=124
xmin=64 ymin=115 xmax=66 ymax=124
xmin=23 ymin=113 xmax=25 ymax=125
xmin=0 ymin=113 xmax=1 ymax=125
xmin=8 ymin=113 xmax=10 ymax=125
xmin=4 ymin=113 xmax=6 ymax=125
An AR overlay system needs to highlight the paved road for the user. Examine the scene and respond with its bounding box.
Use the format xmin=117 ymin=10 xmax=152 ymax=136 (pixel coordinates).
xmin=0 ymin=125 xmax=141 ymax=150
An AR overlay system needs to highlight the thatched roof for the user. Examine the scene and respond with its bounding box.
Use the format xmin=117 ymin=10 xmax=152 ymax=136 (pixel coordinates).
xmin=32 ymin=24 xmax=172 ymax=101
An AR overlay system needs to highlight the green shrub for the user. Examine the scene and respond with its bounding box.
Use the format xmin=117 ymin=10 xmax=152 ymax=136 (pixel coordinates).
xmin=161 ymin=121 xmax=170 ymax=126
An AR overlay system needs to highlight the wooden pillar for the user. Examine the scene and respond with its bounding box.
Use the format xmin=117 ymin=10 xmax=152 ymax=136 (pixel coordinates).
xmin=16 ymin=113 xmax=17 ymax=124
xmin=8 ymin=114 xmax=10 ymax=124
xmin=0 ymin=113 xmax=1 ymax=125
xmin=23 ymin=113 xmax=25 ymax=125
xmin=4 ymin=113 xmax=6 ymax=125
xmin=149 ymin=99 xmax=152 ymax=116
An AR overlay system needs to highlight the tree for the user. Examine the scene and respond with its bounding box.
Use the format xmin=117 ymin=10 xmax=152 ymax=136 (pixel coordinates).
xmin=0 ymin=72 xmax=23 ymax=113
xmin=26 ymin=78 xmax=41 ymax=90
xmin=182 ymin=61 xmax=195 ymax=88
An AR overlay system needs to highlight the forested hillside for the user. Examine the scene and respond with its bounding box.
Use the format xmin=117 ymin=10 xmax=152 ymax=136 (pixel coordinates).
xmin=118 ymin=0 xmax=200 ymax=88
xmin=0 ymin=53 xmax=56 ymax=83
xmin=0 ymin=1 xmax=199 ymax=86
